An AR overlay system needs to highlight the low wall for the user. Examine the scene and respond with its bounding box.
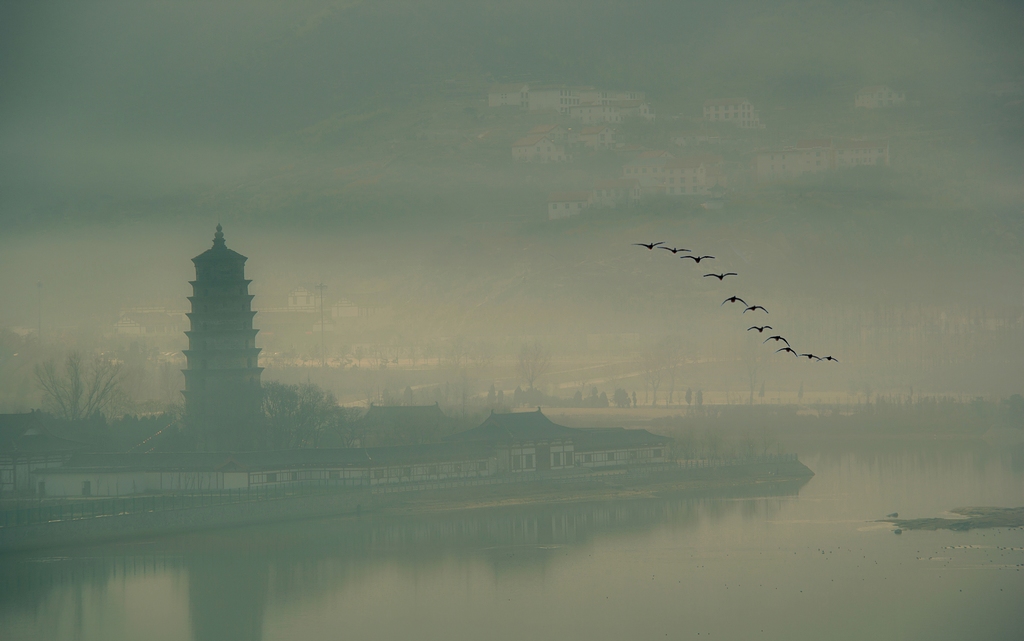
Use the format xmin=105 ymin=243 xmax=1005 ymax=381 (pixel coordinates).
xmin=0 ymin=458 xmax=813 ymax=553
xmin=0 ymin=488 xmax=372 ymax=552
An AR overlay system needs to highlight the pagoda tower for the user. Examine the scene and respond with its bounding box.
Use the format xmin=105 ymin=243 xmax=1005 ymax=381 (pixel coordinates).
xmin=182 ymin=225 xmax=263 ymax=450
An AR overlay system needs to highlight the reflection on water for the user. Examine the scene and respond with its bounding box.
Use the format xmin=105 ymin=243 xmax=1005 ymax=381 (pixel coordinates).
xmin=1 ymin=442 xmax=1022 ymax=641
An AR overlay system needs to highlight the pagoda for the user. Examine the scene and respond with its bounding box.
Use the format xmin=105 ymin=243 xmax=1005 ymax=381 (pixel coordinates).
xmin=182 ymin=225 xmax=263 ymax=450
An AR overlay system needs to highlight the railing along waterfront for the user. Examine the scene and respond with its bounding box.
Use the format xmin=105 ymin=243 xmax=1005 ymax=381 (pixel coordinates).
xmin=0 ymin=480 xmax=339 ymax=529
xmin=0 ymin=454 xmax=800 ymax=528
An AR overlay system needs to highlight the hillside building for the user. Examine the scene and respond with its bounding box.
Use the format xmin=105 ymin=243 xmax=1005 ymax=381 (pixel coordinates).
xmin=703 ymin=98 xmax=762 ymax=128
xmin=855 ymin=85 xmax=905 ymax=109
xmin=512 ymin=134 xmax=568 ymax=162
xmin=753 ymin=139 xmax=889 ymax=181
xmin=591 ymin=178 xmax=641 ymax=207
xmin=548 ymin=192 xmax=592 ymax=219
xmin=488 ymin=83 xmax=529 ymax=108
xmin=578 ymin=125 xmax=615 ymax=149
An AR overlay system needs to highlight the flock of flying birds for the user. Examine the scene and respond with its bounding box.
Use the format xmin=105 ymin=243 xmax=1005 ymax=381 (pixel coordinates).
xmin=633 ymin=241 xmax=838 ymax=363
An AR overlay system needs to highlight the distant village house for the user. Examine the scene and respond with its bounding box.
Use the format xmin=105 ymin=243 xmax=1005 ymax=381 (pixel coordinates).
xmin=854 ymin=86 xmax=905 ymax=109
xmin=487 ymin=83 xmax=529 ymax=108
xmin=703 ymin=98 xmax=762 ymax=128
xmin=548 ymin=192 xmax=592 ymax=219
xmin=512 ymin=134 xmax=568 ymax=162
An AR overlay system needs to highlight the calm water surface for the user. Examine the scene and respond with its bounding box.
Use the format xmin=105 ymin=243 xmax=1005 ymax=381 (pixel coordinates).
xmin=2 ymin=440 xmax=1022 ymax=641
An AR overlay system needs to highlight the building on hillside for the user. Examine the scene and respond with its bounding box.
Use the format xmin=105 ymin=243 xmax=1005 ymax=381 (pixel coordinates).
xmin=753 ymin=139 xmax=889 ymax=181
xmin=854 ymin=85 xmax=905 ymax=109
xmin=488 ymin=83 xmax=529 ymax=108
xmin=0 ymin=412 xmax=89 ymax=494
xmin=621 ymin=150 xmax=674 ymax=195
xmin=182 ymin=225 xmax=264 ymax=451
xmin=348 ymin=403 xmax=449 ymax=447
xmin=835 ymin=139 xmax=889 ymax=167
xmin=703 ymin=98 xmax=762 ymax=128
xmin=591 ymin=178 xmax=641 ymax=207
xmin=528 ymin=124 xmax=571 ymax=144
xmin=331 ymin=298 xmax=359 ymax=319
xmin=671 ymin=130 xmax=721 ymax=146
xmin=512 ymin=134 xmax=568 ymax=162
xmin=662 ymin=157 xmax=709 ymax=195
xmin=568 ymin=102 xmax=623 ymax=125
xmin=578 ymin=125 xmax=615 ymax=149
xmin=573 ymin=87 xmax=643 ymax=103
xmin=547 ymin=192 xmax=592 ymax=219
xmin=115 ymin=308 xmax=185 ymax=337
xmin=610 ymin=99 xmax=654 ymax=121
xmin=526 ymin=85 xmax=581 ymax=113
xmin=287 ymin=287 xmax=319 ymax=312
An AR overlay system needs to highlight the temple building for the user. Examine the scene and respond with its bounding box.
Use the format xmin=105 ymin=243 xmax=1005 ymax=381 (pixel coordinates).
xmin=182 ymin=225 xmax=263 ymax=450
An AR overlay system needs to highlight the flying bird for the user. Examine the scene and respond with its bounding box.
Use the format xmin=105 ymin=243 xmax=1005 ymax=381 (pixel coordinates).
xmin=775 ymin=347 xmax=798 ymax=356
xmin=659 ymin=246 xmax=690 ymax=254
xmin=721 ymin=296 xmax=747 ymax=306
xmin=820 ymin=355 xmax=839 ymax=363
xmin=747 ymin=326 xmax=773 ymax=333
xmin=633 ymin=242 xmax=665 ymax=250
xmin=743 ymin=305 xmax=769 ymax=314
xmin=763 ymin=335 xmax=789 ymax=346
xmin=703 ymin=272 xmax=738 ymax=281
xmin=799 ymin=353 xmax=822 ymax=361
xmin=681 ymin=254 xmax=715 ymax=264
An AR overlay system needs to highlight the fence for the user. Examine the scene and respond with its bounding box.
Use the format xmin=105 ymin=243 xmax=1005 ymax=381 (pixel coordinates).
xmin=0 ymin=454 xmax=801 ymax=529
xmin=0 ymin=480 xmax=340 ymax=529
xmin=676 ymin=453 xmax=798 ymax=469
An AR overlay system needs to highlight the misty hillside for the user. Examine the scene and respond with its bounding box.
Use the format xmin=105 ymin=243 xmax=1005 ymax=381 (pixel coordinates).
xmin=3 ymin=0 xmax=1023 ymax=231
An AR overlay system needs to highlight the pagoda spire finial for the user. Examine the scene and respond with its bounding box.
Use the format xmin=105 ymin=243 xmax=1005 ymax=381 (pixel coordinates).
xmin=213 ymin=223 xmax=225 ymax=248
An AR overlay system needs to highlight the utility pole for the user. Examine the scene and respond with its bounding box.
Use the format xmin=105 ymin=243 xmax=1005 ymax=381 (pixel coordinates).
xmin=316 ymin=283 xmax=327 ymax=368
xmin=36 ymin=281 xmax=42 ymax=341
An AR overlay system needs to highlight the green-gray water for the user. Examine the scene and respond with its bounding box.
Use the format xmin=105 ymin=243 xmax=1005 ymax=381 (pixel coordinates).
xmin=2 ymin=441 xmax=1022 ymax=641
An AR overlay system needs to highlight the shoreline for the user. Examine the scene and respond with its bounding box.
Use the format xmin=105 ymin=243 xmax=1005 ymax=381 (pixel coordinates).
xmin=881 ymin=506 xmax=1024 ymax=531
xmin=0 ymin=459 xmax=813 ymax=553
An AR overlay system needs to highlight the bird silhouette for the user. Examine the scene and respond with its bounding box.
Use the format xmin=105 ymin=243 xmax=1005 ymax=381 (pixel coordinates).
xmin=763 ymin=335 xmax=790 ymax=346
xmin=799 ymin=353 xmax=821 ymax=361
xmin=681 ymin=255 xmax=715 ymax=264
xmin=820 ymin=355 xmax=839 ymax=363
xmin=743 ymin=305 xmax=768 ymax=314
xmin=721 ymin=296 xmax=747 ymax=306
xmin=775 ymin=347 xmax=798 ymax=356
xmin=703 ymin=272 xmax=737 ymax=281
xmin=659 ymin=246 xmax=690 ymax=254
xmin=633 ymin=242 xmax=665 ymax=250
xmin=747 ymin=326 xmax=773 ymax=333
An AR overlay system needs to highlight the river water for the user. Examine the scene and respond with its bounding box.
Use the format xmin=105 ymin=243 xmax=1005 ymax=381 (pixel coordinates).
xmin=1 ymin=440 xmax=1022 ymax=641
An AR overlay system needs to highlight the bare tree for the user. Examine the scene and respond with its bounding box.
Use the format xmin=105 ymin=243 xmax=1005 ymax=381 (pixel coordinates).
xmin=660 ymin=336 xmax=683 ymax=405
xmin=742 ymin=335 xmax=767 ymax=406
xmin=637 ymin=347 xmax=664 ymax=406
xmin=35 ymin=352 xmax=126 ymax=420
xmin=516 ymin=341 xmax=550 ymax=390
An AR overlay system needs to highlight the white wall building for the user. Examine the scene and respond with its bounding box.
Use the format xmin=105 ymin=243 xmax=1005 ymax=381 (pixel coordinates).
xmin=578 ymin=125 xmax=615 ymax=149
xmin=512 ymin=134 xmax=568 ymax=162
xmin=548 ymin=191 xmax=592 ymax=219
xmin=488 ymin=83 xmax=529 ymax=108
xmin=703 ymin=98 xmax=762 ymax=128
xmin=854 ymin=85 xmax=905 ymax=109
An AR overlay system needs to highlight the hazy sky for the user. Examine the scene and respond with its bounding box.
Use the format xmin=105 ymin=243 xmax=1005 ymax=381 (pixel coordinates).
xmin=1 ymin=1 xmax=1022 ymax=398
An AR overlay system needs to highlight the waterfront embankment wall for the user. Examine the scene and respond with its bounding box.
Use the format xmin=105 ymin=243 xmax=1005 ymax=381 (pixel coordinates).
xmin=0 ymin=458 xmax=812 ymax=552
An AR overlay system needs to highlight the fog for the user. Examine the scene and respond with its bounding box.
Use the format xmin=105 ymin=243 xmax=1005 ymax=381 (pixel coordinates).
xmin=1 ymin=1 xmax=1023 ymax=639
